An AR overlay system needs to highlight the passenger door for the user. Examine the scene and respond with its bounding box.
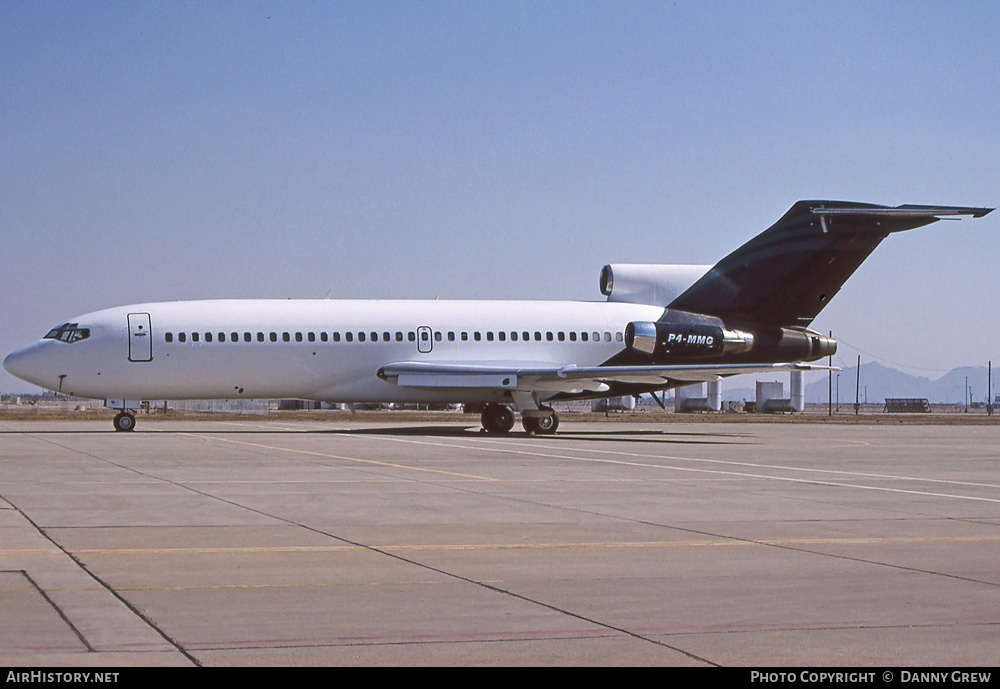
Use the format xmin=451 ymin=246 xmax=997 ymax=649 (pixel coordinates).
xmin=416 ymin=326 xmax=433 ymax=354
xmin=127 ymin=313 xmax=153 ymax=362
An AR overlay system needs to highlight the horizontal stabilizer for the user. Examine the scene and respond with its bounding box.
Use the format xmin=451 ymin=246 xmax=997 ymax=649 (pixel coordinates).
xmin=812 ymin=205 xmax=992 ymax=219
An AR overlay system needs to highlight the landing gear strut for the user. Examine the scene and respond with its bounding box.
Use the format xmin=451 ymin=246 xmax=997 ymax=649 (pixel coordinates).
xmin=480 ymin=404 xmax=515 ymax=434
xmin=522 ymin=407 xmax=559 ymax=435
xmin=113 ymin=411 xmax=136 ymax=432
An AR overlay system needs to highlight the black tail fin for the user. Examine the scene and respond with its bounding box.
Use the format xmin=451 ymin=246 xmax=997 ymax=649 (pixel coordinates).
xmin=667 ymin=201 xmax=992 ymax=328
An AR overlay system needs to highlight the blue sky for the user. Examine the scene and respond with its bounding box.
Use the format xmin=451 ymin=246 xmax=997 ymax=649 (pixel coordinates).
xmin=3 ymin=1 xmax=998 ymax=393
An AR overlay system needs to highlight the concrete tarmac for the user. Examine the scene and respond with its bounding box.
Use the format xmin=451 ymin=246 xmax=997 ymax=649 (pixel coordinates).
xmin=1 ymin=418 xmax=998 ymax=666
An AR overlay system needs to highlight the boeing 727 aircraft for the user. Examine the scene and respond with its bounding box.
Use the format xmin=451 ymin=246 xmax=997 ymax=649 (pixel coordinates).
xmin=4 ymin=200 xmax=992 ymax=433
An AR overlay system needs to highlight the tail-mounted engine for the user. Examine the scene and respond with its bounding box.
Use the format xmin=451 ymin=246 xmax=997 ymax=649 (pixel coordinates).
xmin=624 ymin=309 xmax=836 ymax=363
xmin=625 ymin=320 xmax=754 ymax=358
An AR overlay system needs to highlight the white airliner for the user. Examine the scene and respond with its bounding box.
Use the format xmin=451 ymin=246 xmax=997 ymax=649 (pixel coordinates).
xmin=4 ymin=201 xmax=992 ymax=433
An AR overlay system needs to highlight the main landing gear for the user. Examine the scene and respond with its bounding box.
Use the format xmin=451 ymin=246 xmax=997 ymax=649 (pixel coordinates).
xmin=479 ymin=404 xmax=558 ymax=435
xmin=522 ymin=409 xmax=559 ymax=435
xmin=113 ymin=411 xmax=136 ymax=432
xmin=480 ymin=404 xmax=515 ymax=434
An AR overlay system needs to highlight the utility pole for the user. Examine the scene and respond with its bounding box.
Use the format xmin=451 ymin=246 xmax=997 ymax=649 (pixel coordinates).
xmin=828 ymin=330 xmax=833 ymax=416
xmin=965 ymin=376 xmax=969 ymax=413
xmin=854 ymin=355 xmax=861 ymax=415
xmin=989 ymin=361 xmax=993 ymax=416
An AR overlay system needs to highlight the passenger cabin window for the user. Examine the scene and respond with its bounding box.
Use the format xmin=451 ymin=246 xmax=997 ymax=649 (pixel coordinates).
xmin=345 ymin=332 xmax=353 ymax=342
xmin=295 ymin=332 xmax=303 ymax=342
xmin=270 ymin=332 xmax=277 ymax=342
xmin=320 ymin=332 xmax=327 ymax=342
xmin=165 ymin=332 xmax=173 ymax=343
xmin=244 ymin=332 xmax=252 ymax=342
xmin=192 ymin=332 xmax=200 ymax=342
xmin=396 ymin=332 xmax=404 ymax=342
xmin=205 ymin=333 xmax=213 ymax=343
xmin=179 ymin=332 xmax=187 ymax=343
xmin=333 ymin=332 xmax=341 ymax=342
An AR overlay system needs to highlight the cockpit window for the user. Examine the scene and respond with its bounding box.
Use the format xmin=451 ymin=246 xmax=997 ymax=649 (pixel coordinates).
xmin=43 ymin=322 xmax=91 ymax=343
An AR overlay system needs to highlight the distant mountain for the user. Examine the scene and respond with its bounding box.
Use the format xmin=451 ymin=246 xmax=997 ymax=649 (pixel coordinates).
xmin=805 ymin=363 xmax=992 ymax=404
xmin=715 ymin=363 xmax=995 ymax=404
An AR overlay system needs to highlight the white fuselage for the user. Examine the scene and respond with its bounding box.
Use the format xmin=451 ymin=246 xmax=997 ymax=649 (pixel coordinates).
xmin=5 ymin=299 xmax=664 ymax=404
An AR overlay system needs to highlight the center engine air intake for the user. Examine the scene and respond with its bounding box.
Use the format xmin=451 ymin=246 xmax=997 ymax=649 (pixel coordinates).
xmin=600 ymin=264 xmax=712 ymax=306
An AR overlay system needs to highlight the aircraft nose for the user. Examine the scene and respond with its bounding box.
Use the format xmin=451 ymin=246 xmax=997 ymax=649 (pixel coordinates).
xmin=4 ymin=343 xmax=49 ymax=388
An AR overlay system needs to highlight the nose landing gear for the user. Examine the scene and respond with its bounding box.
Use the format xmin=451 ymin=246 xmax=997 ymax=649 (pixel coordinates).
xmin=113 ymin=411 xmax=136 ymax=432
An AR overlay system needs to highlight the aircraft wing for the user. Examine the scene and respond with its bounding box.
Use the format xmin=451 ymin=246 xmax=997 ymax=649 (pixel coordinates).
xmin=377 ymin=360 xmax=835 ymax=393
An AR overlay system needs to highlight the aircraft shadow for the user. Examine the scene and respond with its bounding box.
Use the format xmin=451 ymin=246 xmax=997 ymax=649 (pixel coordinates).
xmin=315 ymin=425 xmax=757 ymax=445
xmin=0 ymin=424 xmax=757 ymax=445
